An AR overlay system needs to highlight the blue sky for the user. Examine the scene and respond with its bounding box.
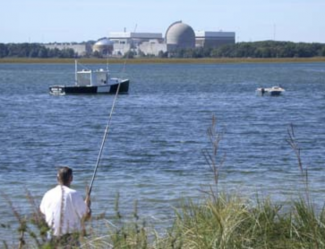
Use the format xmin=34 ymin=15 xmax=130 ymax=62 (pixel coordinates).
xmin=1 ymin=0 xmax=324 ymax=43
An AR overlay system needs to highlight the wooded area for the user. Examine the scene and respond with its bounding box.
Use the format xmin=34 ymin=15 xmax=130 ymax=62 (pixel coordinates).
xmin=1 ymin=41 xmax=325 ymax=58
xmin=0 ymin=43 xmax=75 ymax=58
xmin=168 ymin=41 xmax=325 ymax=58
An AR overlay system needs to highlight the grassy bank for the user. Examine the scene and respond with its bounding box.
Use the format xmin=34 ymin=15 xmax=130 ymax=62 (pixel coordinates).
xmin=1 ymin=57 xmax=325 ymax=64
xmin=2 ymin=191 xmax=325 ymax=248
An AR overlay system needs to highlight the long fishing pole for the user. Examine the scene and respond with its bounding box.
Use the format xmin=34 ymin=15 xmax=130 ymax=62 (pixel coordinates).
xmin=88 ymin=82 xmax=121 ymax=196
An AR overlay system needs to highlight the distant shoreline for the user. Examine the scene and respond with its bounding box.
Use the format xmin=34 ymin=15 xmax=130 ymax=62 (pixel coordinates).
xmin=1 ymin=57 xmax=325 ymax=64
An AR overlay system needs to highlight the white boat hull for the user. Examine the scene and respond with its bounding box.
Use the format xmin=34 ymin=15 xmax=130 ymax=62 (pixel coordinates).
xmin=256 ymin=86 xmax=285 ymax=96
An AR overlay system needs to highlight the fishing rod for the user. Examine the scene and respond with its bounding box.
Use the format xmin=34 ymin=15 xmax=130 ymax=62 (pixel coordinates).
xmin=88 ymin=82 xmax=121 ymax=196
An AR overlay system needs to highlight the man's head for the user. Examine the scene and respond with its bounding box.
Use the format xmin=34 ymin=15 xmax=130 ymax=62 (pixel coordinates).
xmin=57 ymin=167 xmax=73 ymax=186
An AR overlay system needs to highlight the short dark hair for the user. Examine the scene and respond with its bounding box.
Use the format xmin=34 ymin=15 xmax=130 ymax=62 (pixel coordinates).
xmin=57 ymin=167 xmax=73 ymax=185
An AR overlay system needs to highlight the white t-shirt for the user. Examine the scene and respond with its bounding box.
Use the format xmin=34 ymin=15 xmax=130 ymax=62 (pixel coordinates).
xmin=40 ymin=185 xmax=88 ymax=236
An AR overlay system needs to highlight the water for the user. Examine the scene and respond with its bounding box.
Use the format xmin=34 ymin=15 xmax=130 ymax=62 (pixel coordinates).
xmin=1 ymin=62 xmax=325 ymax=240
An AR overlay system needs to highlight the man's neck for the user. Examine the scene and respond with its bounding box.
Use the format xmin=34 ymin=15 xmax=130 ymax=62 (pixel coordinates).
xmin=59 ymin=183 xmax=70 ymax=188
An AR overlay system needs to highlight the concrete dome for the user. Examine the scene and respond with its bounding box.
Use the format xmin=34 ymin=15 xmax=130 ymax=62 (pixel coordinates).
xmin=165 ymin=21 xmax=195 ymax=49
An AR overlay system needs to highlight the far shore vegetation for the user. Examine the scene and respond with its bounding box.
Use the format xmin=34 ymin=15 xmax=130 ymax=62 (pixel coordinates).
xmin=1 ymin=57 xmax=325 ymax=64
xmin=1 ymin=40 xmax=325 ymax=64
xmin=1 ymin=117 xmax=325 ymax=248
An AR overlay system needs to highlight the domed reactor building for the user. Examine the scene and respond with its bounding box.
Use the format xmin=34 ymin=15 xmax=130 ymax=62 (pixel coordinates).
xmin=165 ymin=21 xmax=196 ymax=50
xmin=93 ymin=38 xmax=114 ymax=55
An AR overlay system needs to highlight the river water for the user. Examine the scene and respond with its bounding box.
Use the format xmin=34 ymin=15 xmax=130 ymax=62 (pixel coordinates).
xmin=0 ymin=62 xmax=325 ymax=240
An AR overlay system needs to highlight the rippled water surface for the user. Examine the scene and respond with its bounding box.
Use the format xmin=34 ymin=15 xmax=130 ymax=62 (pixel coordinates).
xmin=1 ymin=62 xmax=325 ymax=239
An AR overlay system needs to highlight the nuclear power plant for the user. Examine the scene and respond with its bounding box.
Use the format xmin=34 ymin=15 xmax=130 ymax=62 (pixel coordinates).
xmin=46 ymin=21 xmax=235 ymax=57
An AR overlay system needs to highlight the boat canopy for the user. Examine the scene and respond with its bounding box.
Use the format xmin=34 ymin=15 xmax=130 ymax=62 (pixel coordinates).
xmin=76 ymin=70 xmax=109 ymax=86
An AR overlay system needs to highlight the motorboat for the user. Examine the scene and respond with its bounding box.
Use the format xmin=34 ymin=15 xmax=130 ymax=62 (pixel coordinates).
xmin=49 ymin=60 xmax=129 ymax=95
xmin=256 ymin=86 xmax=285 ymax=96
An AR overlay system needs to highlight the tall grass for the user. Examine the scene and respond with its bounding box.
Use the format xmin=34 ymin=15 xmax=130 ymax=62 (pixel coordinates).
xmin=1 ymin=117 xmax=325 ymax=248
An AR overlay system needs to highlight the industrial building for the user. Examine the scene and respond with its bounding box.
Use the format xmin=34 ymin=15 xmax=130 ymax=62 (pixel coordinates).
xmin=44 ymin=43 xmax=92 ymax=56
xmin=45 ymin=21 xmax=235 ymax=57
xmin=108 ymin=32 xmax=163 ymax=56
xmin=99 ymin=21 xmax=235 ymax=56
xmin=195 ymin=31 xmax=236 ymax=48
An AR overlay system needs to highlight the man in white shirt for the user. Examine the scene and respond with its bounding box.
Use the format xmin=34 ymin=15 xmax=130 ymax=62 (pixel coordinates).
xmin=40 ymin=166 xmax=91 ymax=246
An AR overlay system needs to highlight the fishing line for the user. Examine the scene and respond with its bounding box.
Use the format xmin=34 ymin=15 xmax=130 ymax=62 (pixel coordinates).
xmin=88 ymin=82 xmax=121 ymax=195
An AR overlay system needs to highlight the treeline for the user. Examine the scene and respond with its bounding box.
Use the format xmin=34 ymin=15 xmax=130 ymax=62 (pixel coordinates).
xmin=1 ymin=41 xmax=325 ymax=59
xmin=169 ymin=41 xmax=325 ymax=58
xmin=0 ymin=43 xmax=76 ymax=58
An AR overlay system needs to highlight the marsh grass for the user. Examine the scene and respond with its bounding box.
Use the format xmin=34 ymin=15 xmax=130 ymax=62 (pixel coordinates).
xmin=1 ymin=190 xmax=49 ymax=249
xmin=2 ymin=117 xmax=325 ymax=248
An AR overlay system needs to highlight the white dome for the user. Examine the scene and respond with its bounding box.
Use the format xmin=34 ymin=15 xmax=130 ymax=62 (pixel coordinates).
xmin=165 ymin=21 xmax=195 ymax=48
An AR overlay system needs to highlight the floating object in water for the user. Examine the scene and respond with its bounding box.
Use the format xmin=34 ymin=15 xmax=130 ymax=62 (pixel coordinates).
xmin=256 ymin=86 xmax=285 ymax=96
xmin=49 ymin=60 xmax=129 ymax=95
